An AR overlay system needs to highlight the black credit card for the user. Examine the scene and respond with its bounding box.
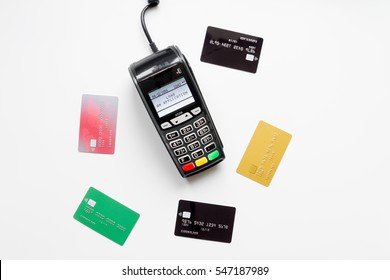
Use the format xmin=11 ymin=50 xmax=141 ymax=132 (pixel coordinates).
xmin=200 ymin=26 xmax=263 ymax=73
xmin=174 ymin=200 xmax=236 ymax=243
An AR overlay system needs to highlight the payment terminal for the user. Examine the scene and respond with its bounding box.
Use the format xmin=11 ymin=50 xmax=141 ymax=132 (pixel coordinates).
xmin=129 ymin=1 xmax=225 ymax=177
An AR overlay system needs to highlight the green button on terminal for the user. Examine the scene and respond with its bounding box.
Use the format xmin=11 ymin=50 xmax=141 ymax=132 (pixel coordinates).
xmin=208 ymin=150 xmax=220 ymax=161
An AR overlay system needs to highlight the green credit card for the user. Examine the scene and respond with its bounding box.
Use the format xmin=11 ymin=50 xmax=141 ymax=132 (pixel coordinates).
xmin=73 ymin=187 xmax=140 ymax=246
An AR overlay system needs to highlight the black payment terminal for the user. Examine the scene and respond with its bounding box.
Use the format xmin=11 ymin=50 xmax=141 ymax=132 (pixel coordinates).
xmin=129 ymin=1 xmax=224 ymax=177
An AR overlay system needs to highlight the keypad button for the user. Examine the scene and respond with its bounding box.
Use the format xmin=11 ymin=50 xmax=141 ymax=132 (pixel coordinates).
xmin=169 ymin=139 xmax=183 ymax=148
xmin=180 ymin=124 xmax=193 ymax=135
xmin=182 ymin=162 xmax=195 ymax=172
xmin=195 ymin=157 xmax=208 ymax=167
xmin=170 ymin=112 xmax=193 ymax=126
xmin=174 ymin=147 xmax=187 ymax=157
xmin=201 ymin=134 xmax=213 ymax=145
xmin=187 ymin=141 xmax=200 ymax=151
xmin=191 ymin=149 xmax=204 ymax=159
xmin=197 ymin=125 xmax=210 ymax=137
xmin=191 ymin=107 xmax=201 ymax=115
xmin=208 ymin=150 xmax=219 ymax=161
xmin=161 ymin=122 xmax=172 ymax=129
xmin=193 ymin=117 xmax=206 ymax=128
xmin=205 ymin=142 xmax=216 ymax=153
xmin=166 ymin=131 xmax=179 ymax=140
xmin=178 ymin=155 xmax=191 ymax=164
xmin=183 ymin=133 xmax=197 ymax=143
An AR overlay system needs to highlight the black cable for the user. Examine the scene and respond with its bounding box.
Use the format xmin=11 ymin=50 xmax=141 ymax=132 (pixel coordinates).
xmin=141 ymin=0 xmax=160 ymax=53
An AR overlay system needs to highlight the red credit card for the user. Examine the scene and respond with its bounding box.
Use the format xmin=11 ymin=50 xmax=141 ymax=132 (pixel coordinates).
xmin=78 ymin=94 xmax=118 ymax=154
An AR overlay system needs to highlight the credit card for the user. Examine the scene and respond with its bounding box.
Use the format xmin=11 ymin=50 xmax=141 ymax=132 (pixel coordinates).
xmin=78 ymin=94 xmax=118 ymax=154
xmin=237 ymin=121 xmax=292 ymax=187
xmin=200 ymin=26 xmax=263 ymax=73
xmin=73 ymin=187 xmax=140 ymax=246
xmin=174 ymin=200 xmax=236 ymax=243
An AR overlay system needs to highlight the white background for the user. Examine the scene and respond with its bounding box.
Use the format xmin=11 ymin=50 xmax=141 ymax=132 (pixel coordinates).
xmin=0 ymin=0 xmax=389 ymax=259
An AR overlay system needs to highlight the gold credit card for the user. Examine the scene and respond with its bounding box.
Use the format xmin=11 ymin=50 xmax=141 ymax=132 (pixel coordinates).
xmin=237 ymin=121 xmax=292 ymax=187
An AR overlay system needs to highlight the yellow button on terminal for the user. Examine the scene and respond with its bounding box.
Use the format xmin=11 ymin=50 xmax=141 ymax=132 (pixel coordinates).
xmin=195 ymin=157 xmax=208 ymax=167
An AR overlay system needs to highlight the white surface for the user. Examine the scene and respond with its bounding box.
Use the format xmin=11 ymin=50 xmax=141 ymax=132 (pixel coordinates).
xmin=0 ymin=0 xmax=389 ymax=259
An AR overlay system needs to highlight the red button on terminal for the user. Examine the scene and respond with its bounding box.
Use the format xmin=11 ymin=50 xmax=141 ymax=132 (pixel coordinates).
xmin=182 ymin=162 xmax=195 ymax=172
